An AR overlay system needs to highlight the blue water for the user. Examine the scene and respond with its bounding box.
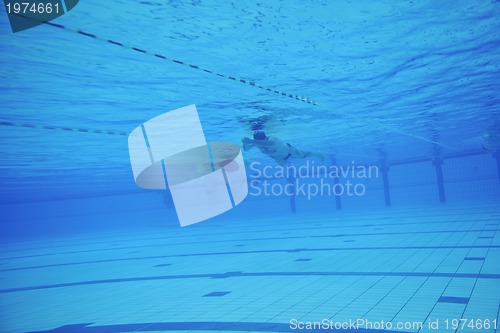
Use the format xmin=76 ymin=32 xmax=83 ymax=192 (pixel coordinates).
xmin=0 ymin=1 xmax=499 ymax=332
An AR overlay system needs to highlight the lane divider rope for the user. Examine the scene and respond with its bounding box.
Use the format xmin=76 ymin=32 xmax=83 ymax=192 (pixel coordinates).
xmin=0 ymin=120 xmax=127 ymax=136
xmin=44 ymin=21 xmax=319 ymax=106
xmin=6 ymin=14 xmax=455 ymax=150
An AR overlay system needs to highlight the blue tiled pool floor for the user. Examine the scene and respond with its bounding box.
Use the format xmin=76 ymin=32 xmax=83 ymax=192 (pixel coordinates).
xmin=0 ymin=203 xmax=499 ymax=333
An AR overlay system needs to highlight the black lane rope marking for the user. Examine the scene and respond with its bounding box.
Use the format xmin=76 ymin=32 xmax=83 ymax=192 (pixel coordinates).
xmin=41 ymin=22 xmax=318 ymax=105
xmin=1 ymin=271 xmax=500 ymax=294
xmin=4 ymin=321 xmax=414 ymax=333
xmin=0 ymin=213 xmax=492 ymax=255
xmin=1 ymin=245 xmax=500 ymax=273
xmin=0 ymin=121 xmax=127 ymax=136
xmin=11 ymin=14 xmax=456 ymax=148
xmin=1 ymin=228 xmax=497 ymax=260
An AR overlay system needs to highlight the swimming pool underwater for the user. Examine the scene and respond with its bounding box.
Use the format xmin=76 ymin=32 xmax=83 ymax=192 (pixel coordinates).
xmin=0 ymin=203 xmax=499 ymax=333
xmin=1 ymin=0 xmax=500 ymax=332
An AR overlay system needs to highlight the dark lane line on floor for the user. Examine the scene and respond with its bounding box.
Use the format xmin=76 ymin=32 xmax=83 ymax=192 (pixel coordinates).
xmin=1 ymin=229 xmax=497 ymax=261
xmin=3 ymin=270 xmax=500 ymax=294
xmin=1 ymin=215 xmax=494 ymax=254
xmin=1 ymin=245 xmax=499 ymax=272
xmin=22 ymin=321 xmax=413 ymax=333
xmin=1 ymin=216 xmax=495 ymax=254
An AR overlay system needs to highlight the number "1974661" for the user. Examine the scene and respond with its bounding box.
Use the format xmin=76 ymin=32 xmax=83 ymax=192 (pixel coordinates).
xmin=6 ymin=2 xmax=60 ymax=15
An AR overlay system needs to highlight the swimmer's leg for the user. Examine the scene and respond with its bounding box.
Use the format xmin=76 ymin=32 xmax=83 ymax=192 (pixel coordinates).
xmin=276 ymin=159 xmax=288 ymax=167
xmin=291 ymin=148 xmax=325 ymax=160
xmin=242 ymin=137 xmax=255 ymax=151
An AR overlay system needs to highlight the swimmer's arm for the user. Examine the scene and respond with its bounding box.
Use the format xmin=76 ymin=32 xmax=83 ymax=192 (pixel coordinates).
xmin=242 ymin=137 xmax=274 ymax=147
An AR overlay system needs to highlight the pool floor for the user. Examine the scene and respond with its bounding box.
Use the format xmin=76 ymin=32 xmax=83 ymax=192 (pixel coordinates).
xmin=1 ymin=203 xmax=499 ymax=333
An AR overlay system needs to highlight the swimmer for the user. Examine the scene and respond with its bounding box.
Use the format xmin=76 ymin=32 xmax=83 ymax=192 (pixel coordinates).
xmin=242 ymin=130 xmax=324 ymax=166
